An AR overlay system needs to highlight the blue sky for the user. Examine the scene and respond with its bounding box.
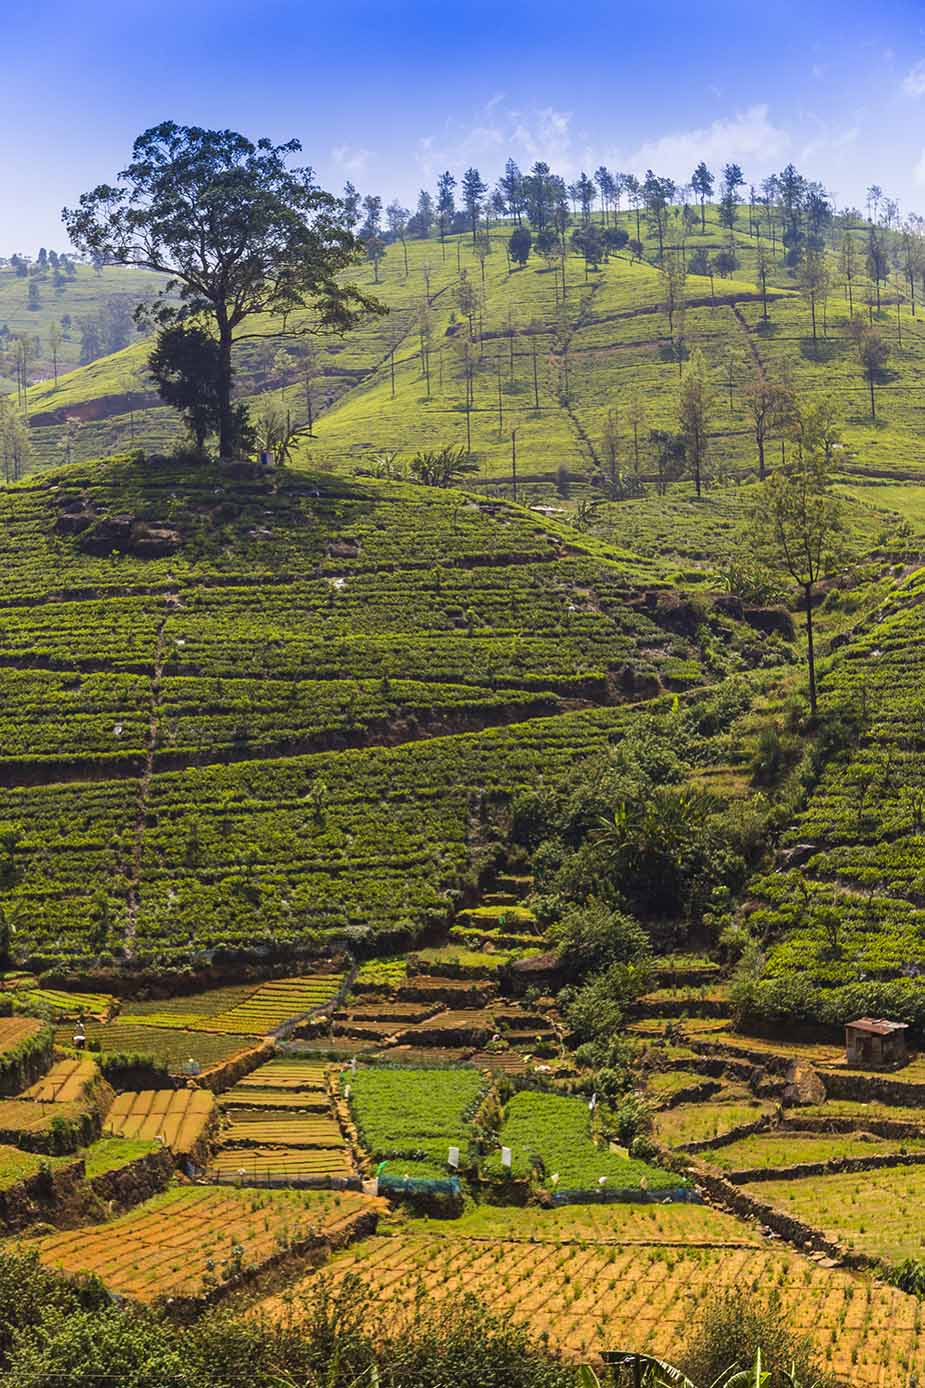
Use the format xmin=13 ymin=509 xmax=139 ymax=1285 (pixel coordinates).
xmin=4 ymin=0 xmax=925 ymax=254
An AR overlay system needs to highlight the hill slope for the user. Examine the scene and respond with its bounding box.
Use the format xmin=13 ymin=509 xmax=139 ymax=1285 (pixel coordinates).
xmin=14 ymin=207 xmax=925 ymax=495
xmin=0 ymin=454 xmax=776 ymax=974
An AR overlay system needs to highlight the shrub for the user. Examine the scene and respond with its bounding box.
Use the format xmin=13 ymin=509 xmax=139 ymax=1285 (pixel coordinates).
xmin=678 ymin=1288 xmax=832 ymax=1388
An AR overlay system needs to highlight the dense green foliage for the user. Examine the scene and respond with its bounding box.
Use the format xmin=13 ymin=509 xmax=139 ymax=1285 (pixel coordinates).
xmin=482 ymin=1088 xmax=682 ymax=1191
xmin=345 ymin=1067 xmax=485 ymax=1177
xmin=0 ymin=1252 xmax=576 ymax=1388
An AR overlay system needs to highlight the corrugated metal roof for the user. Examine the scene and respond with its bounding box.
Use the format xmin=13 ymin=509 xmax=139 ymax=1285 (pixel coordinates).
xmin=846 ymin=1017 xmax=908 ymax=1036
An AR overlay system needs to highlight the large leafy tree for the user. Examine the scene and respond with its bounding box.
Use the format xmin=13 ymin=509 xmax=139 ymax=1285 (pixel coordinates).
xmin=63 ymin=123 xmax=384 ymax=458
xmin=751 ymin=446 xmax=844 ymax=715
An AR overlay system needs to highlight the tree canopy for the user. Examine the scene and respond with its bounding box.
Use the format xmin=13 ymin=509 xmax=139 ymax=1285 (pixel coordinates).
xmin=63 ymin=122 xmax=384 ymax=457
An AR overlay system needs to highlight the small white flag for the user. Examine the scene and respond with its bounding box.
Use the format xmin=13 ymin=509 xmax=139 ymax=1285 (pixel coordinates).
xmin=501 ymin=1146 xmax=513 ymax=1170
xmin=448 ymin=1145 xmax=460 ymax=1169
xmin=589 ymin=1092 xmax=598 ymax=1112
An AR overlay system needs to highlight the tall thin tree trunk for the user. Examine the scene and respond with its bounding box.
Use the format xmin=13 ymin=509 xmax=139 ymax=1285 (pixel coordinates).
xmin=805 ymin=585 xmax=817 ymax=715
xmin=218 ymin=323 xmax=234 ymax=459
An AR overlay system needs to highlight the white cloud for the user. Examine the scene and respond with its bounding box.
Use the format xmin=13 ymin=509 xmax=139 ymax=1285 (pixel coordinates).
xmin=903 ymin=60 xmax=925 ymax=96
xmin=415 ymin=104 xmax=573 ymax=183
xmin=509 ymin=108 xmax=574 ymax=166
xmin=622 ymin=105 xmax=788 ymax=183
xmin=331 ymin=144 xmax=371 ymax=176
xmin=412 ymin=101 xmax=791 ymax=198
xmin=799 ymin=123 xmax=859 ymax=168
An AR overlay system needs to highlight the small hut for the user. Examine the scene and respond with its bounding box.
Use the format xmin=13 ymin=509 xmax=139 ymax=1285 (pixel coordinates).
xmin=845 ymin=1018 xmax=909 ymax=1070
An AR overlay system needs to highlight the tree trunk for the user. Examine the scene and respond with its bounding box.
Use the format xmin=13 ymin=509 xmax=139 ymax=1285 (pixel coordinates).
xmin=869 ymin=372 xmax=876 ymax=419
xmin=218 ymin=323 xmax=234 ymax=459
xmin=805 ymin=584 xmax=817 ymax=715
xmin=757 ymin=429 xmax=765 ymax=481
xmin=700 ymin=197 xmax=706 ymax=232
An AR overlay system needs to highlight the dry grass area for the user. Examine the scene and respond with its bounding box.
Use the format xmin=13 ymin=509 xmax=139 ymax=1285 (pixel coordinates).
xmin=22 ymin=1057 xmax=100 ymax=1103
xmin=257 ymin=1225 xmax=924 ymax=1384
xmin=747 ymin=1163 xmax=925 ymax=1264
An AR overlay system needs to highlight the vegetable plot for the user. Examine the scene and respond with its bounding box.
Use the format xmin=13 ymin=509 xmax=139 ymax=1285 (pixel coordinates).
xmin=483 ymin=1090 xmax=683 ymax=1194
xmin=345 ymin=1067 xmax=485 ymax=1176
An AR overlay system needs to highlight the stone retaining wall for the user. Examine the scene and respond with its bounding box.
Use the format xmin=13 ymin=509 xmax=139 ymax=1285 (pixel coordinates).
xmin=784 ymin=1113 xmax=925 ymax=1140
xmin=724 ymin=1149 xmax=925 ymax=1185
xmin=196 ymin=1039 xmax=274 ymax=1095
xmin=680 ymin=1111 xmax=778 ymax=1155
xmin=0 ymin=1160 xmax=85 ymax=1232
xmin=90 ymin=1146 xmax=174 ymax=1209
xmin=658 ymin=1079 xmax=722 ymax=1110
xmin=690 ymin=1167 xmax=874 ymax=1271
xmin=820 ymin=1068 xmax=925 ymax=1106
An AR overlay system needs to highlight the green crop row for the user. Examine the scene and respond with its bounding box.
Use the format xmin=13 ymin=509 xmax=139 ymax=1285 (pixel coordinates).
xmin=481 ymin=1089 xmax=681 ymax=1192
xmin=344 ymin=1066 xmax=486 ymax=1169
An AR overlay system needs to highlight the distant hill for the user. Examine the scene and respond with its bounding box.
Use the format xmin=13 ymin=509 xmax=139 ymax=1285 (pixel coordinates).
xmin=12 ymin=206 xmax=925 ymax=495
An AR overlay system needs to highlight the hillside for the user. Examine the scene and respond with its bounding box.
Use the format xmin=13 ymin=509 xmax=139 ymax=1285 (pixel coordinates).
xmin=17 ymin=204 xmax=925 ymax=495
xmin=0 ymin=261 xmax=161 ymax=396
xmin=0 ymin=452 xmax=788 ymax=974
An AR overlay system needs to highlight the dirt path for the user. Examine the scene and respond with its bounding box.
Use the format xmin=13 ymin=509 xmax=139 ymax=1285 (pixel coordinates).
xmin=123 ymin=584 xmax=174 ymax=957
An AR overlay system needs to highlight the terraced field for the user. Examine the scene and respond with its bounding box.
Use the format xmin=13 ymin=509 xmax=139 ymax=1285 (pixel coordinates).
xmin=203 ymin=977 xmax=345 ymax=1035
xmin=748 ymin=1164 xmax=925 ymax=1263
xmin=223 ymin=1114 xmax=345 ymax=1149
xmin=22 ymin=1057 xmax=99 ymax=1103
xmin=32 ymin=1185 xmax=381 ymax=1301
xmin=1 ymin=455 xmax=760 ymax=973
xmin=54 ymin=1023 xmax=258 ymax=1074
xmin=259 ymin=1210 xmax=924 ymax=1384
xmin=104 ymin=1089 xmax=216 ymax=1157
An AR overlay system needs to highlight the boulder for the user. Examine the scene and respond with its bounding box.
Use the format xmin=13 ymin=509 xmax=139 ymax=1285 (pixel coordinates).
xmin=130 ymin=523 xmax=182 ymax=558
xmin=778 ymin=843 xmax=818 ymax=870
xmin=744 ymin=606 xmax=796 ymax=640
xmin=639 ymin=591 xmax=703 ymax=637
xmin=782 ymin=1061 xmax=826 ymax=1107
xmin=327 ymin=539 xmax=361 ymax=560
xmin=54 ymin=510 xmax=96 ymax=536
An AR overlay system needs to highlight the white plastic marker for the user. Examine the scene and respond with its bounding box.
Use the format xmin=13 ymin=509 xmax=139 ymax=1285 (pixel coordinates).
xmin=550 ymin=1172 xmax=560 ymax=1185
xmin=598 ymin=1176 xmax=607 ymax=1186
xmin=448 ymin=1146 xmax=460 ymax=1169
xmin=344 ymin=1084 xmax=351 ymax=1099
xmin=351 ymin=1057 xmax=357 ymax=1073
xmin=589 ymin=1092 xmax=598 ymax=1112
xmin=501 ymin=1146 xmax=513 ymax=1170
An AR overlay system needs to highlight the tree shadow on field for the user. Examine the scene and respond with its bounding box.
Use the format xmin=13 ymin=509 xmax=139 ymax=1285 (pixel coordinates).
xmin=798 ymin=337 xmax=840 ymax=364
xmin=755 ymin=319 xmax=779 ymax=337
xmin=846 ymin=411 xmax=889 ymax=429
